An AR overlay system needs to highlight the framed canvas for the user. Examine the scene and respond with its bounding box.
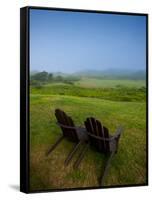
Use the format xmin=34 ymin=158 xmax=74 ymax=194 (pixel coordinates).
xmin=20 ymin=6 xmax=148 ymax=193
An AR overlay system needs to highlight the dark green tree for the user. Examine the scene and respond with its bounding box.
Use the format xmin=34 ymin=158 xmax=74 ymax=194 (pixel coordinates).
xmin=48 ymin=73 xmax=53 ymax=82
xmin=55 ymin=75 xmax=63 ymax=82
xmin=31 ymin=71 xmax=48 ymax=83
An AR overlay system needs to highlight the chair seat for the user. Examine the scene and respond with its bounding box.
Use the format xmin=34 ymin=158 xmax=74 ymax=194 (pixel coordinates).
xmin=76 ymin=127 xmax=88 ymax=142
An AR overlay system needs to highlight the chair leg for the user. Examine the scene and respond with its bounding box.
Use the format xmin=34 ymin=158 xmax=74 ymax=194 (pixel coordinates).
xmin=73 ymin=143 xmax=89 ymax=169
xmin=45 ymin=135 xmax=64 ymax=156
xmin=100 ymin=151 xmax=115 ymax=186
xmin=64 ymin=141 xmax=82 ymax=166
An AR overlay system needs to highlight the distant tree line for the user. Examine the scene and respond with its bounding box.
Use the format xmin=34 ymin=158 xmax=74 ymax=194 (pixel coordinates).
xmin=30 ymin=71 xmax=80 ymax=87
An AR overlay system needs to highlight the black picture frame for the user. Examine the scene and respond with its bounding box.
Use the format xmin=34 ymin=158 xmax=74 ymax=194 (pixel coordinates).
xmin=20 ymin=6 xmax=148 ymax=193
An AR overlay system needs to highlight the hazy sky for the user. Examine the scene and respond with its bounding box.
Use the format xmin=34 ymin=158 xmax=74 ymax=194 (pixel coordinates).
xmin=30 ymin=9 xmax=146 ymax=73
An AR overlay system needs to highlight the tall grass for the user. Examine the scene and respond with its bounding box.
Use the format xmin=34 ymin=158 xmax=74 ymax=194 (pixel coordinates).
xmin=31 ymin=83 xmax=146 ymax=102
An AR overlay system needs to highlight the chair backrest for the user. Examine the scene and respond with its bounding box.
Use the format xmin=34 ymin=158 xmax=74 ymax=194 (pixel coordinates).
xmin=84 ymin=117 xmax=110 ymax=153
xmin=55 ymin=109 xmax=79 ymax=142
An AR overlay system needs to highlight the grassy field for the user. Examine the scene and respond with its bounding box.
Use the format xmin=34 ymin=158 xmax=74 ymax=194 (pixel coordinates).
xmin=31 ymin=83 xmax=146 ymax=102
xmin=30 ymin=78 xmax=147 ymax=191
xmin=75 ymin=77 xmax=146 ymax=88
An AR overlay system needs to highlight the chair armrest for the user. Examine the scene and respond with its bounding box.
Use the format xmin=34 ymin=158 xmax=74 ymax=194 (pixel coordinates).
xmin=56 ymin=122 xmax=84 ymax=130
xmin=87 ymin=126 xmax=124 ymax=142
xmin=87 ymin=132 xmax=112 ymax=141
xmin=111 ymin=126 xmax=124 ymax=140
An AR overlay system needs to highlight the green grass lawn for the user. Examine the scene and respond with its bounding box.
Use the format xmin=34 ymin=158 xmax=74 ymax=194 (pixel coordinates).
xmin=30 ymin=93 xmax=146 ymax=191
xmin=75 ymin=77 xmax=146 ymax=88
xmin=31 ymin=82 xmax=146 ymax=102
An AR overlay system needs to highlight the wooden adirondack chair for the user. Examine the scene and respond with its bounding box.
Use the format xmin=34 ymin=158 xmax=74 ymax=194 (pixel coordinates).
xmin=84 ymin=117 xmax=123 ymax=186
xmin=46 ymin=109 xmax=89 ymax=167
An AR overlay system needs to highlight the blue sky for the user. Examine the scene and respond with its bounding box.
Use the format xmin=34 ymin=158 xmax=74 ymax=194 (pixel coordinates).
xmin=30 ymin=9 xmax=146 ymax=73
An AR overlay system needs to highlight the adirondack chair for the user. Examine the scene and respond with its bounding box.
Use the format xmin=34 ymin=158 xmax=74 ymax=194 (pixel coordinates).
xmin=46 ymin=109 xmax=89 ymax=167
xmin=84 ymin=117 xmax=123 ymax=186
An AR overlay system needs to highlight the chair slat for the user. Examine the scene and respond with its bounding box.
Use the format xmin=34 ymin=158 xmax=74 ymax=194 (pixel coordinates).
xmin=91 ymin=118 xmax=103 ymax=150
xmin=55 ymin=109 xmax=68 ymax=138
xmin=96 ymin=120 xmax=105 ymax=152
xmin=55 ymin=109 xmax=66 ymax=135
xmin=103 ymin=126 xmax=110 ymax=152
xmin=65 ymin=114 xmax=76 ymax=141
xmin=85 ymin=118 xmax=97 ymax=149
xmin=68 ymin=116 xmax=78 ymax=141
